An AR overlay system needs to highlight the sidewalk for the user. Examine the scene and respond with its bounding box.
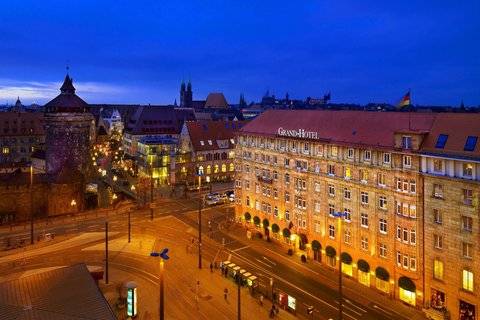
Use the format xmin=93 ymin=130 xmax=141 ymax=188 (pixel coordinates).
xmin=226 ymin=223 xmax=427 ymax=320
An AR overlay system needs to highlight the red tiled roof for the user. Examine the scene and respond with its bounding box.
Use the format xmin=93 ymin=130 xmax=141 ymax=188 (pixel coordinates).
xmin=0 ymin=112 xmax=44 ymax=136
xmin=240 ymin=110 xmax=436 ymax=149
xmin=420 ymin=113 xmax=480 ymax=159
xmin=186 ymin=120 xmax=246 ymax=151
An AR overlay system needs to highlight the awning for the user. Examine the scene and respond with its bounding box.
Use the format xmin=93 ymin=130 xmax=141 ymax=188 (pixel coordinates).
xmin=357 ymin=259 xmax=370 ymax=273
xmin=340 ymin=252 xmax=352 ymax=264
xmin=398 ymin=276 xmax=416 ymax=292
xmin=325 ymin=246 xmax=336 ymax=257
xmin=375 ymin=267 xmax=390 ymax=281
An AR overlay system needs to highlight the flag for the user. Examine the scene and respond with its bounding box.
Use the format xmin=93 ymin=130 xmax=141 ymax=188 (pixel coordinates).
xmin=398 ymin=91 xmax=411 ymax=108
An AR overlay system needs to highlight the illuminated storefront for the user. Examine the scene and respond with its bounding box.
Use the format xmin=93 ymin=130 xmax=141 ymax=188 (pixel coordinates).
xmin=357 ymin=260 xmax=370 ymax=287
xmin=375 ymin=267 xmax=390 ymax=294
xmin=340 ymin=252 xmax=353 ymax=277
xmin=398 ymin=276 xmax=416 ymax=306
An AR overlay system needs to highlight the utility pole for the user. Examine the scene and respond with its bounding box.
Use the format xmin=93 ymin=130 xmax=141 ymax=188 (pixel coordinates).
xmin=150 ymin=162 xmax=154 ymax=221
xmin=198 ymin=175 xmax=202 ymax=269
xmin=29 ymin=165 xmax=34 ymax=245
xmin=105 ymin=221 xmax=109 ymax=284
xmin=128 ymin=208 xmax=131 ymax=243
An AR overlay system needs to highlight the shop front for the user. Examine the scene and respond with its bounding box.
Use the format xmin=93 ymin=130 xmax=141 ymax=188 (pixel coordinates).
xmin=325 ymin=246 xmax=336 ymax=267
xmin=459 ymin=300 xmax=476 ymax=320
xmin=311 ymin=240 xmax=321 ymax=262
xmin=340 ymin=252 xmax=353 ymax=277
xmin=398 ymin=276 xmax=416 ymax=306
xmin=375 ymin=267 xmax=390 ymax=294
xmin=357 ymin=259 xmax=370 ymax=287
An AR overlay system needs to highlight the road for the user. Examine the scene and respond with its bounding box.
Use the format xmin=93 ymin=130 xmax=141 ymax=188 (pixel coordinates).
xmin=0 ymin=197 xmax=424 ymax=320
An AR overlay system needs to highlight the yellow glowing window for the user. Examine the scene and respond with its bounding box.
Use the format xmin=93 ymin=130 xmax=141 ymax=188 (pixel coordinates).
xmin=399 ymin=288 xmax=416 ymax=306
xmin=341 ymin=263 xmax=353 ymax=277
xmin=2 ymin=147 xmax=9 ymax=154
xmin=206 ymin=165 xmax=211 ymax=174
xmin=221 ymin=164 xmax=227 ymax=172
xmin=345 ymin=167 xmax=351 ymax=179
xmin=433 ymin=259 xmax=443 ymax=280
xmin=462 ymin=270 xmax=474 ymax=292
xmin=358 ymin=270 xmax=370 ymax=287
xmin=375 ymin=278 xmax=389 ymax=293
xmin=214 ymin=164 xmax=219 ymax=173
xmin=229 ymin=163 xmax=234 ymax=171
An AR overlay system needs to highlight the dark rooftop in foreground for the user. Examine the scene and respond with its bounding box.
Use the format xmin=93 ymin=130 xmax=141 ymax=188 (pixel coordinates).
xmin=0 ymin=263 xmax=116 ymax=320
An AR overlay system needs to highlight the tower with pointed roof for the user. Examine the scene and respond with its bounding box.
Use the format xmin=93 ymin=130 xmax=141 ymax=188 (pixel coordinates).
xmin=180 ymin=80 xmax=193 ymax=108
xmin=44 ymin=74 xmax=94 ymax=177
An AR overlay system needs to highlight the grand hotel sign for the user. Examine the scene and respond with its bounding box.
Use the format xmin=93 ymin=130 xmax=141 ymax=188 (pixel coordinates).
xmin=277 ymin=127 xmax=319 ymax=140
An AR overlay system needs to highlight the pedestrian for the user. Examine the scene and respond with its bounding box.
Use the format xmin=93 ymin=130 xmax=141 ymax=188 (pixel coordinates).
xmin=210 ymin=262 xmax=213 ymax=273
xmin=224 ymin=288 xmax=228 ymax=301
xmin=259 ymin=294 xmax=264 ymax=306
xmin=269 ymin=306 xmax=275 ymax=318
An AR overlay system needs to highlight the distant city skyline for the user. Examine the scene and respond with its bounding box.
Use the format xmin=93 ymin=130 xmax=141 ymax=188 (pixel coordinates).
xmin=0 ymin=1 xmax=479 ymax=106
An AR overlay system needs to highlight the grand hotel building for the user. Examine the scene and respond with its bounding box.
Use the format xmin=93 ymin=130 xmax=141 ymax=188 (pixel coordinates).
xmin=234 ymin=110 xmax=480 ymax=319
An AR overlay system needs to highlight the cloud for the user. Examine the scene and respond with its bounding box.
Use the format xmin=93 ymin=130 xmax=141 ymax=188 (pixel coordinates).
xmin=0 ymin=79 xmax=130 ymax=104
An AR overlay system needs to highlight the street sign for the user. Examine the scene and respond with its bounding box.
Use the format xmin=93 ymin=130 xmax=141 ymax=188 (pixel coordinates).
xmin=332 ymin=211 xmax=348 ymax=218
xmin=150 ymin=248 xmax=170 ymax=260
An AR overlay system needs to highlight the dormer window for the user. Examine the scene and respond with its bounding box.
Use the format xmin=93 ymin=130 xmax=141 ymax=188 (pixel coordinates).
xmin=402 ymin=136 xmax=412 ymax=149
xmin=464 ymin=136 xmax=478 ymax=152
xmin=208 ymin=140 xmax=213 ymax=145
xmin=435 ymin=134 xmax=448 ymax=149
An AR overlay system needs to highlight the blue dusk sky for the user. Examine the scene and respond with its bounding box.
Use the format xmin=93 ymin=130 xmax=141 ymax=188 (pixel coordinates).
xmin=0 ymin=1 xmax=478 ymax=106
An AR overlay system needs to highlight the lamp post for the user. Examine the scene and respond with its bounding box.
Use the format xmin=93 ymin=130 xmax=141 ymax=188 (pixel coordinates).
xmin=29 ymin=165 xmax=34 ymax=245
xmin=332 ymin=211 xmax=347 ymax=320
xmin=150 ymin=161 xmax=154 ymax=221
xmin=151 ymin=249 xmax=169 ymax=320
xmin=105 ymin=221 xmax=109 ymax=284
xmin=197 ymin=173 xmax=203 ymax=269
xmin=236 ymin=273 xmax=241 ymax=320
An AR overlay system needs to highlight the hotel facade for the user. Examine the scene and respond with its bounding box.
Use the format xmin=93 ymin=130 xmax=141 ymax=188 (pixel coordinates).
xmin=234 ymin=110 xmax=480 ymax=319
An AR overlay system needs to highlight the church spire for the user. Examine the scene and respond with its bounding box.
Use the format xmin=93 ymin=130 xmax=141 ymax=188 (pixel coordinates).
xmin=60 ymin=74 xmax=76 ymax=95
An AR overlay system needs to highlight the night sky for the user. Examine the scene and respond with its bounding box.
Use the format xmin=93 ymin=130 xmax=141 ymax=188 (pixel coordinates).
xmin=1 ymin=1 xmax=478 ymax=106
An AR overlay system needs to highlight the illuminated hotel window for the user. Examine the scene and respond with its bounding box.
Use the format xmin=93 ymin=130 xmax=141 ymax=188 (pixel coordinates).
xmin=206 ymin=165 xmax=211 ymax=174
xmin=433 ymin=259 xmax=444 ymax=280
xmin=221 ymin=164 xmax=227 ymax=172
xmin=344 ymin=167 xmax=351 ymax=179
xmin=462 ymin=270 xmax=474 ymax=292
xmin=399 ymin=288 xmax=416 ymax=306
xmin=358 ymin=270 xmax=370 ymax=287
xmin=2 ymin=147 xmax=10 ymax=154
xmin=214 ymin=164 xmax=219 ymax=173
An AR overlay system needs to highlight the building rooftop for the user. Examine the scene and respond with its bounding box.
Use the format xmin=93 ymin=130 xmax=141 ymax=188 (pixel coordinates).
xmin=240 ymin=110 xmax=480 ymax=160
xmin=205 ymin=93 xmax=228 ymax=108
xmin=185 ymin=120 xmax=246 ymax=152
xmin=44 ymin=75 xmax=89 ymax=113
xmin=125 ymin=105 xmax=195 ymax=135
xmin=0 ymin=263 xmax=116 ymax=320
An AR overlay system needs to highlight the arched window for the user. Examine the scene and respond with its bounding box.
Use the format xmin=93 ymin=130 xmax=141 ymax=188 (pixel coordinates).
xmin=206 ymin=165 xmax=211 ymax=174
xmin=214 ymin=164 xmax=219 ymax=173
xmin=229 ymin=163 xmax=234 ymax=171
xmin=221 ymin=164 xmax=227 ymax=172
xmin=198 ymin=166 xmax=204 ymax=175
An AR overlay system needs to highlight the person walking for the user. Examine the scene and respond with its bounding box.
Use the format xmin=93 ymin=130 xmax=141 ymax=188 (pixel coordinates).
xmin=224 ymin=288 xmax=229 ymax=302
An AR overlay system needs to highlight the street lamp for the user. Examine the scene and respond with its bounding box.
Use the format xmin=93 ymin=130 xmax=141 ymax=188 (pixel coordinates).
xmin=150 ymin=160 xmax=154 ymax=221
xmin=332 ymin=211 xmax=347 ymax=320
xmin=196 ymin=171 xmax=203 ymax=269
xmin=113 ymin=175 xmax=118 ymax=182
xmin=151 ymin=248 xmax=170 ymax=320
xmin=70 ymin=199 xmax=77 ymax=207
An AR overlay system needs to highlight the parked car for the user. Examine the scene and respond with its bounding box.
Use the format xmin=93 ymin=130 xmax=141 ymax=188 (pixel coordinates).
xmin=205 ymin=196 xmax=219 ymax=206
xmin=225 ymin=190 xmax=235 ymax=202
xmin=217 ymin=194 xmax=229 ymax=204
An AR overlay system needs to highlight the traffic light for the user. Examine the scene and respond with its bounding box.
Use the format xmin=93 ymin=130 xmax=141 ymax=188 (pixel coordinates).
xmin=307 ymin=305 xmax=314 ymax=315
